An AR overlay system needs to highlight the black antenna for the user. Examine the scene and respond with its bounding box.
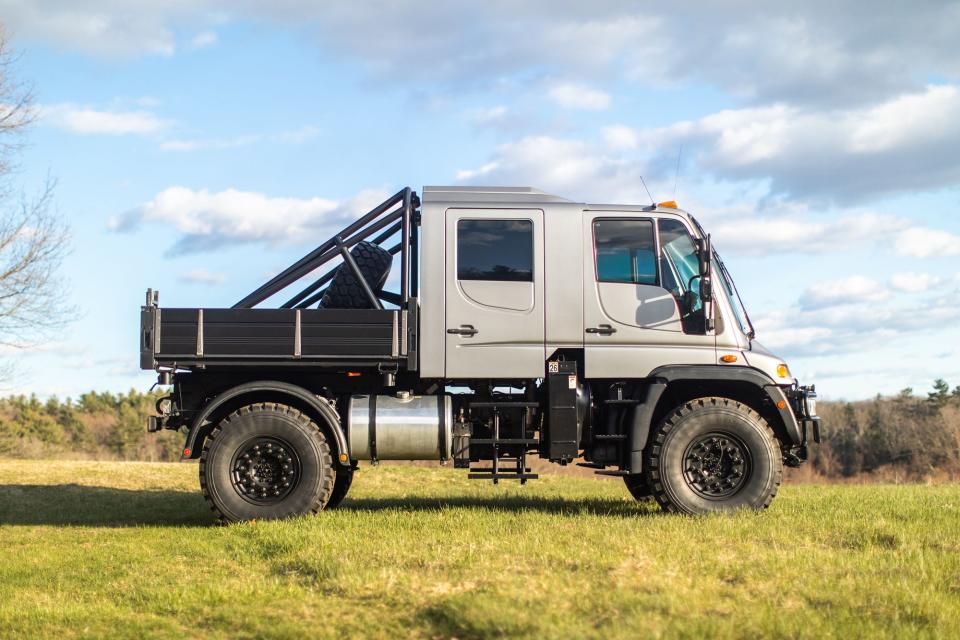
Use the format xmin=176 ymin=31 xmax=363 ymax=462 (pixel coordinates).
xmin=639 ymin=175 xmax=655 ymax=206
xmin=673 ymin=145 xmax=683 ymax=199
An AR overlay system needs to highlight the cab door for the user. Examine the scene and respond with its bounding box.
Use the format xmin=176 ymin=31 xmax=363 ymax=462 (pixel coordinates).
xmin=582 ymin=211 xmax=715 ymax=378
xmin=445 ymin=209 xmax=545 ymax=379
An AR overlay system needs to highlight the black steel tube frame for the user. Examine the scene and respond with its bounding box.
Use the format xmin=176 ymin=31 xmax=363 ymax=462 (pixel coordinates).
xmin=274 ymin=207 xmax=402 ymax=308
xmin=336 ymin=236 xmax=383 ymax=310
xmin=235 ymin=187 xmax=414 ymax=309
xmin=285 ymin=226 xmax=403 ymax=309
xmin=292 ymin=243 xmax=402 ymax=310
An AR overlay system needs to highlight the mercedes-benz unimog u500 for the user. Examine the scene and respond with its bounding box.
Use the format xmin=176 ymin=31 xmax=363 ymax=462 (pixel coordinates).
xmin=140 ymin=186 xmax=819 ymax=522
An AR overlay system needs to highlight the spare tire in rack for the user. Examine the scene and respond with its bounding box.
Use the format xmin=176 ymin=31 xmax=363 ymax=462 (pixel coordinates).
xmin=318 ymin=241 xmax=392 ymax=309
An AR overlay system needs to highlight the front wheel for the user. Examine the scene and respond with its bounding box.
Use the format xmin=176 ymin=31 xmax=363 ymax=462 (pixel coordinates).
xmin=623 ymin=474 xmax=652 ymax=501
xmin=646 ymin=397 xmax=782 ymax=514
xmin=200 ymin=403 xmax=335 ymax=523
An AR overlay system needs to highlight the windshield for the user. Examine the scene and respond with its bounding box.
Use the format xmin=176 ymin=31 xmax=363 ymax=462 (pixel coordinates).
xmin=688 ymin=215 xmax=755 ymax=339
xmin=714 ymin=251 xmax=754 ymax=339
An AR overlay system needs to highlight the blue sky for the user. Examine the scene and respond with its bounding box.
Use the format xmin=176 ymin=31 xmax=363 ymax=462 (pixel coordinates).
xmin=1 ymin=2 xmax=959 ymax=400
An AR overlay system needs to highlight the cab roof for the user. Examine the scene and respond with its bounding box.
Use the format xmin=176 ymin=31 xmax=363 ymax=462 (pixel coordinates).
xmin=421 ymin=185 xmax=694 ymax=220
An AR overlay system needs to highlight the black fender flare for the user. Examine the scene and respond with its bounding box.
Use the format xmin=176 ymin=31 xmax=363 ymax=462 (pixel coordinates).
xmin=628 ymin=365 xmax=802 ymax=472
xmin=181 ymin=380 xmax=349 ymax=467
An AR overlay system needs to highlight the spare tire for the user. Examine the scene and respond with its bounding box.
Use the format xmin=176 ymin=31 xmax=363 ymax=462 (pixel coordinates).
xmin=319 ymin=241 xmax=392 ymax=309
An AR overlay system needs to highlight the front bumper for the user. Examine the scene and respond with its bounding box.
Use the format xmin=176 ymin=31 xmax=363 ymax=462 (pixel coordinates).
xmin=788 ymin=384 xmax=821 ymax=445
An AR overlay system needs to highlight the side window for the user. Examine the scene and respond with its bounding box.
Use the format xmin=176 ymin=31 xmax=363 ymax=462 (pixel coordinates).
xmin=593 ymin=219 xmax=657 ymax=285
xmin=457 ymin=219 xmax=533 ymax=282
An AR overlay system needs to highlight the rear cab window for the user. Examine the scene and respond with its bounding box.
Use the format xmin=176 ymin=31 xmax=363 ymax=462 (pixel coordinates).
xmin=457 ymin=219 xmax=534 ymax=282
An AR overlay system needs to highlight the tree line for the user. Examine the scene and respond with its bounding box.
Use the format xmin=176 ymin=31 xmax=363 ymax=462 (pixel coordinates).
xmin=1 ymin=381 xmax=959 ymax=480
xmin=0 ymin=390 xmax=182 ymax=461
xmin=807 ymin=379 xmax=960 ymax=481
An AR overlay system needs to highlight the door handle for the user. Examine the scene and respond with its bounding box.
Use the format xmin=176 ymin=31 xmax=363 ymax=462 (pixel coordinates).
xmin=447 ymin=325 xmax=478 ymax=337
xmin=586 ymin=324 xmax=617 ymax=336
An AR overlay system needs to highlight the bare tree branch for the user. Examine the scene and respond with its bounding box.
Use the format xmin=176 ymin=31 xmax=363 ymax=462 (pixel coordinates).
xmin=0 ymin=26 xmax=71 ymax=357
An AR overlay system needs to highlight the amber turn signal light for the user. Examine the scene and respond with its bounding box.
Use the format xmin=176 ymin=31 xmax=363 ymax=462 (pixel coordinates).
xmin=720 ymin=355 xmax=738 ymax=363
xmin=776 ymin=363 xmax=790 ymax=378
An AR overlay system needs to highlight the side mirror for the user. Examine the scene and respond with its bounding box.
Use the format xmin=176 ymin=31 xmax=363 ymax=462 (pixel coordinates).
xmin=697 ymin=234 xmax=712 ymax=303
xmin=697 ymin=234 xmax=712 ymax=277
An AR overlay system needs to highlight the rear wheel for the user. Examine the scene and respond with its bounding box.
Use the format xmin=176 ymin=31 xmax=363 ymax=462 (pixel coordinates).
xmin=646 ymin=397 xmax=782 ymax=514
xmin=200 ymin=403 xmax=335 ymax=523
xmin=326 ymin=467 xmax=355 ymax=509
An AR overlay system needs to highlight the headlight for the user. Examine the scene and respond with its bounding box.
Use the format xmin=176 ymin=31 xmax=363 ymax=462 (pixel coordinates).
xmin=776 ymin=363 xmax=790 ymax=378
xmin=804 ymin=389 xmax=818 ymax=418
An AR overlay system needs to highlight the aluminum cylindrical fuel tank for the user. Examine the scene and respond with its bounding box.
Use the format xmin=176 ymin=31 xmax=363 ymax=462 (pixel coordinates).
xmin=348 ymin=394 xmax=453 ymax=460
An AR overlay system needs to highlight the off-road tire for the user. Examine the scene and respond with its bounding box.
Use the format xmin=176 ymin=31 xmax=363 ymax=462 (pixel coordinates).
xmin=326 ymin=467 xmax=355 ymax=509
xmin=200 ymin=403 xmax=335 ymax=523
xmin=623 ymin=474 xmax=652 ymax=500
xmin=646 ymin=397 xmax=782 ymax=514
xmin=318 ymin=241 xmax=392 ymax=309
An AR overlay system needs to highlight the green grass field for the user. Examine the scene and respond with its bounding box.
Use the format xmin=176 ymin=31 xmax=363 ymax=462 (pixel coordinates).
xmin=0 ymin=461 xmax=958 ymax=639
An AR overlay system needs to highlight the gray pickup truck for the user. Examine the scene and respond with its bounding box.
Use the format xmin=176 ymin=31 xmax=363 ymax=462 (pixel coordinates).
xmin=141 ymin=186 xmax=819 ymax=522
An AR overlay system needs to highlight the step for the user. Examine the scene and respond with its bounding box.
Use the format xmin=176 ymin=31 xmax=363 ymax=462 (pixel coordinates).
xmin=469 ymin=438 xmax=539 ymax=445
xmin=467 ymin=472 xmax=539 ymax=481
xmin=468 ymin=466 xmax=533 ymax=474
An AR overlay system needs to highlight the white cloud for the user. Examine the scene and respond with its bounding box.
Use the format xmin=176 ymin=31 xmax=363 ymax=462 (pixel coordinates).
xmin=895 ymin=226 xmax=960 ymax=258
xmin=602 ymin=125 xmax=640 ymax=150
xmin=159 ymin=126 xmax=319 ymax=152
xmin=456 ymin=135 xmax=646 ymax=202
xmin=798 ymin=275 xmax=888 ymax=310
xmin=754 ymin=293 xmax=960 ymax=359
xmin=41 ymin=104 xmax=169 ymax=135
xmin=189 ymin=30 xmax=218 ymax=50
xmin=0 ymin=0 xmax=188 ymax=58
xmin=470 ymin=105 xmax=508 ymax=125
xmin=4 ymin=2 xmax=959 ymax=109
xmin=110 ymin=186 xmax=388 ymax=254
xmin=179 ymin=268 xmax=227 ymax=285
xmin=709 ymin=211 xmax=908 ymax=256
xmin=605 ymin=84 xmax=960 ymax=202
xmin=890 ymin=272 xmax=943 ymax=293
xmin=548 ymin=83 xmax=611 ymax=110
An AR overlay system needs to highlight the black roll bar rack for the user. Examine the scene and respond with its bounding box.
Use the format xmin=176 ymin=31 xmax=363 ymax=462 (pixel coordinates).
xmin=233 ymin=187 xmax=419 ymax=310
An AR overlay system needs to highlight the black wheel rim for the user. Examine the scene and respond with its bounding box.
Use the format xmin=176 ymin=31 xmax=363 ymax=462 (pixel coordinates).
xmin=682 ymin=432 xmax=752 ymax=499
xmin=230 ymin=437 xmax=301 ymax=505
